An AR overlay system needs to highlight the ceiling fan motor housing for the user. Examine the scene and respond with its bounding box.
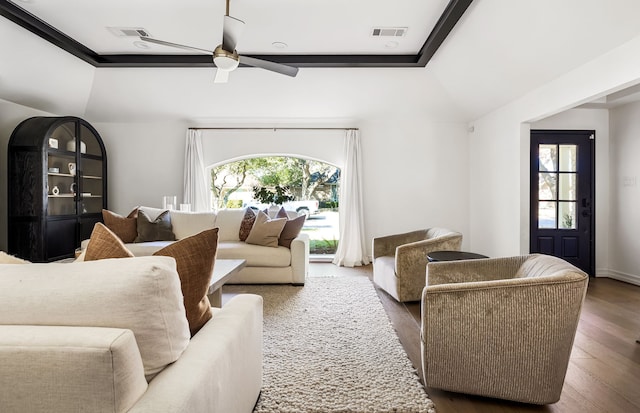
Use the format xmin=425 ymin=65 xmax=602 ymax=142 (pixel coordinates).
xmin=213 ymin=45 xmax=239 ymax=71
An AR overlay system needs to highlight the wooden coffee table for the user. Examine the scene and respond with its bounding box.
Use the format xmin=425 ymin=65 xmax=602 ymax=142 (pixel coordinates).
xmin=208 ymin=259 xmax=246 ymax=307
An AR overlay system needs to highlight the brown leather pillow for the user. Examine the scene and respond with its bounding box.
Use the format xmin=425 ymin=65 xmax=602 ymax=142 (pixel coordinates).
xmin=238 ymin=207 xmax=256 ymax=242
xmin=135 ymin=209 xmax=175 ymax=242
xmin=84 ymin=223 xmax=135 ymax=261
xmin=102 ymin=208 xmax=138 ymax=243
xmin=154 ymin=228 xmax=219 ymax=336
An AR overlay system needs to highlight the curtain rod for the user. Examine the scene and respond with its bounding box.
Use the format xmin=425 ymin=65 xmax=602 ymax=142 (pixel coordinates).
xmin=191 ymin=127 xmax=357 ymax=131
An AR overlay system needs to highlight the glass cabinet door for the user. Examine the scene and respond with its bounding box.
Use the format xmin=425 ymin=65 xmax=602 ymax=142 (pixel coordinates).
xmin=79 ymin=124 xmax=104 ymax=214
xmin=46 ymin=121 xmax=77 ymax=216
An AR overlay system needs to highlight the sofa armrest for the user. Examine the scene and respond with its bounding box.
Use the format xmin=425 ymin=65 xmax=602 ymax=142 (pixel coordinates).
xmin=395 ymin=233 xmax=462 ymax=282
xmin=290 ymin=233 xmax=309 ymax=285
xmin=0 ymin=325 xmax=147 ymax=413
xmin=372 ymin=229 xmax=429 ymax=259
xmin=129 ymin=294 xmax=263 ymax=413
xmin=426 ymin=255 xmax=530 ymax=286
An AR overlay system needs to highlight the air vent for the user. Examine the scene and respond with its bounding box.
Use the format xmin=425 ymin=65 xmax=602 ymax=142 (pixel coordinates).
xmin=107 ymin=27 xmax=151 ymax=38
xmin=371 ymin=27 xmax=407 ymax=37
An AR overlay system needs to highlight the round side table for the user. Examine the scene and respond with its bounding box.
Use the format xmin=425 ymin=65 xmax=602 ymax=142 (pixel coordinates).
xmin=427 ymin=250 xmax=488 ymax=262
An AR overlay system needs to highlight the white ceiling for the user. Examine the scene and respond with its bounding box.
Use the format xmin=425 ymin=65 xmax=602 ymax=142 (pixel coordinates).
xmin=4 ymin=0 xmax=640 ymax=122
xmin=10 ymin=0 xmax=450 ymax=55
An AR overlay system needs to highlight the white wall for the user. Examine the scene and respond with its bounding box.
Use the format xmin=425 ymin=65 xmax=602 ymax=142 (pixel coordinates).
xmin=608 ymin=101 xmax=640 ymax=285
xmin=531 ymin=108 xmax=611 ymax=276
xmin=91 ymin=121 xmax=189 ymax=214
xmin=91 ymin=118 xmax=470 ymax=258
xmin=469 ymin=33 xmax=640 ymax=283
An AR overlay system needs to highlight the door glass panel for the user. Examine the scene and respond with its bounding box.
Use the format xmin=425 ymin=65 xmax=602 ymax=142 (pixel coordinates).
xmin=559 ymin=145 xmax=577 ymax=172
xmin=538 ymin=173 xmax=557 ymax=200
xmin=539 ymin=144 xmax=557 ymax=172
xmin=559 ymin=202 xmax=576 ymax=229
xmin=559 ymin=173 xmax=576 ymax=201
xmin=538 ymin=201 xmax=556 ymax=228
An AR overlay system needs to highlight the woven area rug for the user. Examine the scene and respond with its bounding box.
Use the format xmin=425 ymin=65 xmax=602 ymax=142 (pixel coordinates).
xmin=225 ymin=276 xmax=436 ymax=413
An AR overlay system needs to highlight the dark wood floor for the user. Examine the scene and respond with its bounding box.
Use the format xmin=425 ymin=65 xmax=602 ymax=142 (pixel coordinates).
xmin=308 ymin=263 xmax=640 ymax=413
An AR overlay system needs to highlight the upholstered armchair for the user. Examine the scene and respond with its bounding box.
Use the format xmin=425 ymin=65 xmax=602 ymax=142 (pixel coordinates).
xmin=372 ymin=228 xmax=462 ymax=302
xmin=421 ymin=254 xmax=589 ymax=404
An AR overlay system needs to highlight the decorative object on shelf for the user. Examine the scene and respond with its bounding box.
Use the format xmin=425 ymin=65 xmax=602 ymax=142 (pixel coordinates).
xmin=48 ymin=138 xmax=58 ymax=149
xmin=68 ymin=162 xmax=76 ymax=176
xmin=70 ymin=183 xmax=77 ymax=195
xmin=48 ymin=167 xmax=60 ymax=173
xmin=51 ymin=186 xmax=60 ymax=196
xmin=162 ymin=195 xmax=177 ymax=210
xmin=82 ymin=192 xmax=91 ymax=197
xmin=66 ymin=139 xmax=86 ymax=154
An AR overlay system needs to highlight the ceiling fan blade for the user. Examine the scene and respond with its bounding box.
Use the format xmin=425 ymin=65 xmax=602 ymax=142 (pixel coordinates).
xmin=138 ymin=36 xmax=213 ymax=55
xmin=214 ymin=69 xmax=230 ymax=83
xmin=222 ymin=16 xmax=245 ymax=51
xmin=239 ymin=55 xmax=299 ymax=78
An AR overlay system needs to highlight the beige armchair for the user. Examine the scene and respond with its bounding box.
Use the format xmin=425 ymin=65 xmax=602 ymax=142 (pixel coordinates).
xmin=372 ymin=228 xmax=462 ymax=302
xmin=421 ymin=254 xmax=588 ymax=404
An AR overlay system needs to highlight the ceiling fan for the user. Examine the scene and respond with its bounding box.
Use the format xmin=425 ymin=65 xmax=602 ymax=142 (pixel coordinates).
xmin=139 ymin=0 xmax=299 ymax=83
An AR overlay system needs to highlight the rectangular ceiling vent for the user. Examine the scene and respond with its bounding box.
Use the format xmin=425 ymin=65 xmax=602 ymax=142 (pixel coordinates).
xmin=371 ymin=27 xmax=407 ymax=37
xmin=107 ymin=27 xmax=151 ymax=38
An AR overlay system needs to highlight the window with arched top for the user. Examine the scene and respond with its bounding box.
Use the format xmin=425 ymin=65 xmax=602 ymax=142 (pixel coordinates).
xmin=209 ymin=156 xmax=340 ymax=256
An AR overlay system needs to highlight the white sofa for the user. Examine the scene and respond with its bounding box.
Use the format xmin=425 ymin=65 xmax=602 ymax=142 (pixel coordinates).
xmin=0 ymin=256 xmax=263 ymax=413
xmin=87 ymin=207 xmax=309 ymax=285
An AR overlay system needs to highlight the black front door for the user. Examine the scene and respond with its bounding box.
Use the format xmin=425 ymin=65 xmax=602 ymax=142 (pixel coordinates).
xmin=530 ymin=130 xmax=595 ymax=275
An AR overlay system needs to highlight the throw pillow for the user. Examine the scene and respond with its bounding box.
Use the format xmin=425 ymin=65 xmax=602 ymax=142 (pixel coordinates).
xmin=238 ymin=207 xmax=256 ymax=242
xmin=245 ymin=211 xmax=287 ymax=248
xmin=275 ymin=207 xmax=288 ymax=219
xmin=0 ymin=251 xmax=30 ymax=264
xmin=153 ymin=228 xmax=219 ymax=336
xmin=135 ymin=209 xmax=176 ymax=243
xmin=102 ymin=208 xmax=138 ymax=243
xmin=278 ymin=214 xmax=306 ymax=248
xmin=84 ymin=223 xmax=135 ymax=261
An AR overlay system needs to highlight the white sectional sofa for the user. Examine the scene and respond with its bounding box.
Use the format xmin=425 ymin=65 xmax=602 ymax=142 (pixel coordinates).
xmin=0 ymin=256 xmax=263 ymax=413
xmin=87 ymin=207 xmax=310 ymax=285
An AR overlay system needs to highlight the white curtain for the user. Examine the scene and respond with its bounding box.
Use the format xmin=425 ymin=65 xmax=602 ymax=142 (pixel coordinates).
xmin=333 ymin=129 xmax=370 ymax=267
xmin=183 ymin=129 xmax=209 ymax=211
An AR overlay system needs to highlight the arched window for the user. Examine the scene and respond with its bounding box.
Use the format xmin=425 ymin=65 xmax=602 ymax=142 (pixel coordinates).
xmin=209 ymin=156 xmax=340 ymax=256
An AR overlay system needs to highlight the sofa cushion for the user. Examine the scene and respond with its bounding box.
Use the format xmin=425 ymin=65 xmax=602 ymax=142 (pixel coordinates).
xmin=170 ymin=210 xmax=217 ymax=240
xmin=278 ymin=214 xmax=306 ymax=248
xmin=135 ymin=209 xmax=176 ymax=242
xmin=217 ymin=241 xmax=291 ymax=267
xmin=125 ymin=241 xmax=175 ymax=256
xmin=102 ymin=208 xmax=138 ymax=243
xmin=84 ymin=223 xmax=135 ymax=261
xmin=0 ymin=325 xmax=148 ymax=413
xmin=216 ymin=208 xmax=246 ymax=241
xmin=154 ymin=228 xmax=219 ymax=336
xmin=0 ymin=256 xmax=190 ymax=378
xmin=245 ymin=211 xmax=286 ymax=248
xmin=0 ymin=251 xmax=29 ymax=264
xmin=238 ymin=207 xmax=256 ymax=242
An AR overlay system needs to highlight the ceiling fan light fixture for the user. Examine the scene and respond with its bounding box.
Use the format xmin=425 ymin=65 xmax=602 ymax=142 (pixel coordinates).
xmin=213 ymin=45 xmax=239 ymax=71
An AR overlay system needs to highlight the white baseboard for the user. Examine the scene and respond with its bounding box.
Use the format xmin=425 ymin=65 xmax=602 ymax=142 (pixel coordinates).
xmin=596 ymin=268 xmax=640 ymax=286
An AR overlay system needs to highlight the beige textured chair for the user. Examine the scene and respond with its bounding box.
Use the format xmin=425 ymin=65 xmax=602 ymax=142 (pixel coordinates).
xmin=372 ymin=228 xmax=462 ymax=302
xmin=421 ymin=254 xmax=589 ymax=404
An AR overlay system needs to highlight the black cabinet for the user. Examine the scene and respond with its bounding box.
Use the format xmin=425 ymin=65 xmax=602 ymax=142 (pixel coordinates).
xmin=8 ymin=117 xmax=107 ymax=262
